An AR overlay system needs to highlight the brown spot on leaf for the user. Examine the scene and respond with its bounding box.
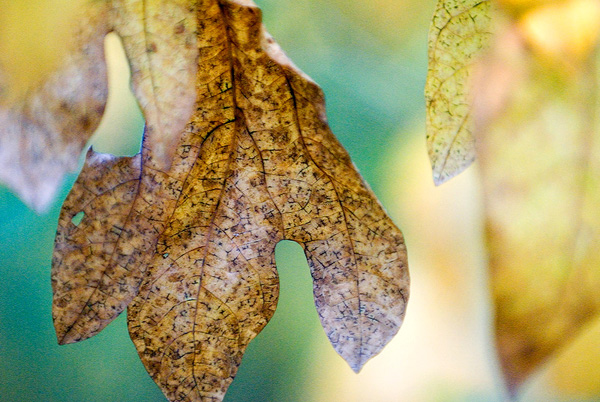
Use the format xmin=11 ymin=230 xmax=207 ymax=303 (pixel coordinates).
xmin=147 ymin=42 xmax=157 ymax=53
xmin=174 ymin=22 xmax=186 ymax=35
xmin=79 ymin=115 xmax=91 ymax=131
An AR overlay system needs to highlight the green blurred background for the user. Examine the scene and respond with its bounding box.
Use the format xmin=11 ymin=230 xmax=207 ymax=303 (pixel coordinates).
xmin=1 ymin=0 xmax=599 ymax=401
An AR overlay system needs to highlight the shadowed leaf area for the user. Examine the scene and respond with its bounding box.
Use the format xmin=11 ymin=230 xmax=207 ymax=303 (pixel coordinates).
xmin=50 ymin=1 xmax=409 ymax=401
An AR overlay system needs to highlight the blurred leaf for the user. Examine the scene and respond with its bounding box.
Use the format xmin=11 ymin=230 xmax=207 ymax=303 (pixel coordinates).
xmin=518 ymin=0 xmax=600 ymax=68
xmin=425 ymin=0 xmax=492 ymax=185
xmin=546 ymin=316 xmax=600 ymax=398
xmin=0 ymin=0 xmax=198 ymax=212
xmin=0 ymin=1 xmax=110 ymax=212
xmin=474 ymin=10 xmax=600 ymax=393
xmin=52 ymin=1 xmax=409 ymax=401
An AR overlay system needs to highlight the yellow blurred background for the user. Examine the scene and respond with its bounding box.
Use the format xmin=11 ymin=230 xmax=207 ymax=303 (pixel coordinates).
xmin=1 ymin=0 xmax=599 ymax=401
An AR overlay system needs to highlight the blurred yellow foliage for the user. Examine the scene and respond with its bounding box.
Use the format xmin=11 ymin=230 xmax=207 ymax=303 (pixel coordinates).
xmin=498 ymin=0 xmax=564 ymax=15
xmin=475 ymin=12 xmax=600 ymax=392
xmin=0 ymin=0 xmax=85 ymax=99
xmin=520 ymin=0 xmax=600 ymax=66
xmin=426 ymin=0 xmax=600 ymax=396
xmin=90 ymin=33 xmax=144 ymax=156
xmin=547 ymin=316 xmax=600 ymax=397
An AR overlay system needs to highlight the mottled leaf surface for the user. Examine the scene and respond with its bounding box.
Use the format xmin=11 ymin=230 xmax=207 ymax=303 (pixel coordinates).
xmin=52 ymin=0 xmax=409 ymax=401
xmin=425 ymin=0 xmax=492 ymax=185
xmin=0 ymin=0 xmax=198 ymax=212
xmin=474 ymin=5 xmax=600 ymax=392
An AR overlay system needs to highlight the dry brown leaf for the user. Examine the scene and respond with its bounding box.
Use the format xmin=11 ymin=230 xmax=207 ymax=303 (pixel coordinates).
xmin=474 ymin=20 xmax=600 ymax=393
xmin=425 ymin=0 xmax=492 ymax=185
xmin=52 ymin=1 xmax=409 ymax=401
xmin=0 ymin=0 xmax=198 ymax=212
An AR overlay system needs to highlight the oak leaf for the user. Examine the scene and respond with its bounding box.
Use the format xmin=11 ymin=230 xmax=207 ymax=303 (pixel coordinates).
xmin=425 ymin=0 xmax=492 ymax=184
xmin=0 ymin=0 xmax=197 ymax=212
xmin=51 ymin=1 xmax=409 ymax=401
xmin=474 ymin=5 xmax=600 ymax=393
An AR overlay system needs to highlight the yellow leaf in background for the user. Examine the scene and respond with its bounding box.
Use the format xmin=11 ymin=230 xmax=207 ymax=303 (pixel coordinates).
xmin=425 ymin=0 xmax=492 ymax=185
xmin=496 ymin=0 xmax=556 ymax=15
xmin=474 ymin=23 xmax=600 ymax=394
xmin=546 ymin=316 xmax=600 ymax=398
xmin=519 ymin=0 xmax=600 ymax=68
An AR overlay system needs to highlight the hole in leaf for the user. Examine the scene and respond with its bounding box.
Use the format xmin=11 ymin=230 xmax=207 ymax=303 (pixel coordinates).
xmin=71 ymin=211 xmax=85 ymax=226
xmin=88 ymin=32 xmax=144 ymax=156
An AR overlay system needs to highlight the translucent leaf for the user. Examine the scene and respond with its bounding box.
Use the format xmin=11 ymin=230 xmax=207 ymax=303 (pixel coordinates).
xmin=425 ymin=0 xmax=492 ymax=184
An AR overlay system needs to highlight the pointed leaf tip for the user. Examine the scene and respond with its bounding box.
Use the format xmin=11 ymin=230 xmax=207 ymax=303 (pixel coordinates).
xmin=52 ymin=150 xmax=143 ymax=344
xmin=432 ymin=155 xmax=475 ymax=186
